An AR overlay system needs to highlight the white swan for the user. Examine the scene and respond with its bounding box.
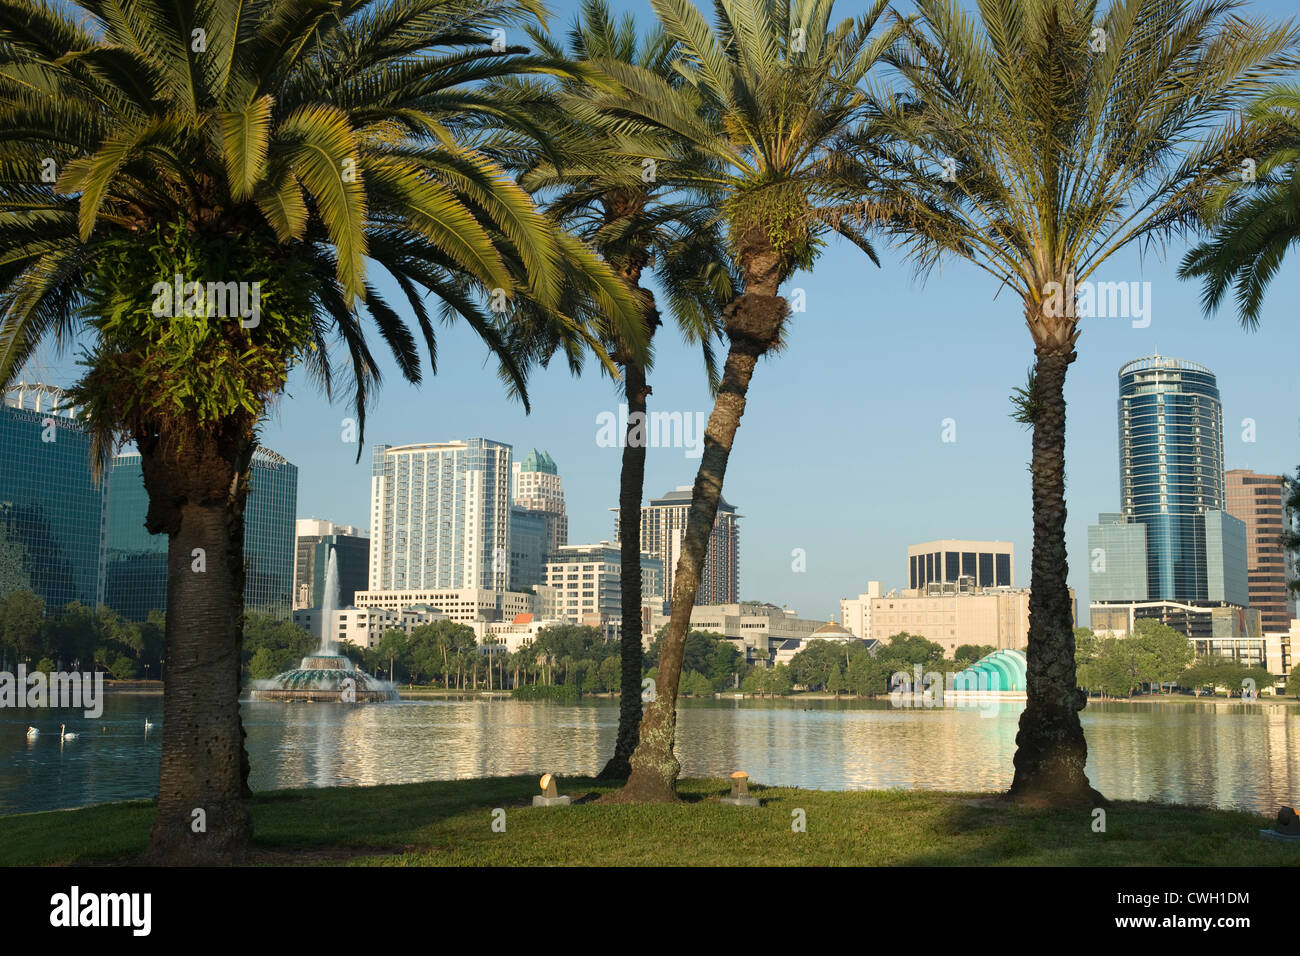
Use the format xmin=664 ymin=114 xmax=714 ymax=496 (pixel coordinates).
xmin=144 ymin=719 xmax=153 ymax=732
xmin=59 ymin=724 xmax=78 ymax=740
xmin=25 ymin=726 xmax=37 ymax=739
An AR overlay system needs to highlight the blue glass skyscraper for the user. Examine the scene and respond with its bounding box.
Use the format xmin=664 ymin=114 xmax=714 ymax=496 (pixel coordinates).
xmin=1090 ymin=354 xmax=1247 ymax=609
xmin=0 ymin=384 xmax=107 ymax=612
xmin=106 ymin=446 xmax=298 ymax=620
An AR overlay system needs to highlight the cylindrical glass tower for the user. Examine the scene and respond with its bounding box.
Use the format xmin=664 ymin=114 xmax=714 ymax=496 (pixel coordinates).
xmin=1118 ymin=354 xmax=1224 ymax=601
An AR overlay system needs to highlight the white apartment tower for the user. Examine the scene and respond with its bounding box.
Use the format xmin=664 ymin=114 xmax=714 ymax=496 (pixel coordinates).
xmin=369 ymin=439 xmax=512 ymax=592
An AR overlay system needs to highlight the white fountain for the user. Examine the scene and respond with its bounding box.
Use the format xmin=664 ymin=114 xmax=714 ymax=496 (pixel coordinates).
xmin=251 ymin=547 xmax=397 ymax=702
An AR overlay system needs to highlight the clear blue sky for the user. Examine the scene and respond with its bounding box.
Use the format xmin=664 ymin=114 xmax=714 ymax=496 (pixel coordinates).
xmin=32 ymin=0 xmax=1300 ymax=623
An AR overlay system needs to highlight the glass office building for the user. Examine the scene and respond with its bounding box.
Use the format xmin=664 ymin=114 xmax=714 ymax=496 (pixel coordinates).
xmin=1090 ymin=354 xmax=1248 ymax=617
xmin=106 ymin=447 xmax=298 ymax=620
xmin=0 ymin=384 xmax=107 ymax=612
xmin=1118 ymin=354 xmax=1227 ymax=601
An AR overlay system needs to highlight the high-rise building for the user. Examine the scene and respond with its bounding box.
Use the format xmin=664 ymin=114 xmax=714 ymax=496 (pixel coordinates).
xmin=369 ymin=439 xmax=512 ymax=592
xmin=511 ymin=448 xmax=567 ymax=556
xmin=907 ymin=540 xmax=1013 ymax=590
xmin=618 ymin=486 xmax=740 ymax=606
xmin=1118 ymin=353 xmax=1241 ymax=600
xmin=1087 ymin=514 xmax=1149 ymax=602
xmin=0 ymin=383 xmax=107 ymax=612
xmin=106 ymin=447 xmax=298 ymax=620
xmin=509 ymin=506 xmax=549 ymax=591
xmin=1089 ymin=354 xmax=1250 ymax=638
xmin=293 ymin=518 xmax=370 ymax=610
xmin=1226 ymin=469 xmax=1297 ymax=633
xmin=544 ymin=541 xmax=663 ymax=640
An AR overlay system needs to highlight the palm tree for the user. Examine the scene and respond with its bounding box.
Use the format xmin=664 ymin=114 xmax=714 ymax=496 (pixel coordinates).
xmin=0 ymin=0 xmax=645 ymax=861
xmin=1180 ymin=85 xmax=1300 ymax=324
xmin=584 ymin=0 xmax=902 ymax=802
xmin=512 ymin=0 xmax=735 ymax=779
xmin=867 ymin=0 xmax=1297 ymax=805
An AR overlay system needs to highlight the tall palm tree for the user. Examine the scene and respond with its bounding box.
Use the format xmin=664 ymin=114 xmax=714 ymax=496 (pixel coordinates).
xmin=868 ymin=0 xmax=1297 ymax=805
xmin=582 ymin=0 xmax=902 ymax=802
xmin=1180 ymin=85 xmax=1300 ymax=325
xmin=0 ymin=0 xmax=644 ymax=861
xmin=511 ymin=0 xmax=735 ymax=779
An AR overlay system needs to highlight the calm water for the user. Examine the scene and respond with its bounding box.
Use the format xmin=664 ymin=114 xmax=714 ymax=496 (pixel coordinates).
xmin=2 ymin=694 xmax=1298 ymax=816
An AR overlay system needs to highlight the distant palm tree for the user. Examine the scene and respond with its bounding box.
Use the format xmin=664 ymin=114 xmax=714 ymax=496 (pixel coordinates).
xmin=585 ymin=0 xmax=902 ymax=802
xmin=0 ymin=0 xmax=644 ymax=861
xmin=1180 ymin=85 xmax=1300 ymax=325
xmin=868 ymin=0 xmax=1297 ymax=805
xmin=511 ymin=0 xmax=735 ymax=779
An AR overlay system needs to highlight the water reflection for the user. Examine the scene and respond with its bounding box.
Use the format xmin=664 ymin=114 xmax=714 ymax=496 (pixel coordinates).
xmin=1 ymin=696 xmax=1297 ymax=815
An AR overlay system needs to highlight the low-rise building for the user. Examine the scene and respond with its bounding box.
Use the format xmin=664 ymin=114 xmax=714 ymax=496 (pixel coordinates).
xmin=293 ymin=604 xmax=447 ymax=649
xmin=353 ymin=588 xmax=536 ymax=624
xmin=544 ymin=542 xmax=664 ymax=641
xmin=869 ymin=583 xmax=1073 ymax=655
xmin=840 ymin=581 xmax=884 ymax=639
xmin=469 ymin=612 xmax=566 ymax=653
xmin=648 ymin=601 xmax=825 ymax=664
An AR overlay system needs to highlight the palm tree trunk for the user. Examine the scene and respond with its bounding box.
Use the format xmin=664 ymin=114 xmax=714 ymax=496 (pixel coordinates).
xmin=599 ymin=358 xmax=651 ymax=780
xmin=1009 ymin=344 xmax=1105 ymax=807
xmin=612 ymin=255 xmax=786 ymax=803
xmin=140 ymin=430 xmax=255 ymax=863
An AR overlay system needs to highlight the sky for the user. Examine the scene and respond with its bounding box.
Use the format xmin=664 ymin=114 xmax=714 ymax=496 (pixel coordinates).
xmin=27 ymin=0 xmax=1300 ymax=624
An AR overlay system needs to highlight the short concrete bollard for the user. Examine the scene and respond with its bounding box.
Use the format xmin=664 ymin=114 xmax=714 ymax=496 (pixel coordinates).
xmin=533 ymin=772 xmax=571 ymax=807
xmin=720 ymin=771 xmax=759 ymax=807
xmin=1259 ymin=805 xmax=1300 ymax=843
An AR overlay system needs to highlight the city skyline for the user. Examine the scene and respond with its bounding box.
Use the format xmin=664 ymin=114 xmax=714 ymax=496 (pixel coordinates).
xmin=20 ymin=262 xmax=1297 ymax=627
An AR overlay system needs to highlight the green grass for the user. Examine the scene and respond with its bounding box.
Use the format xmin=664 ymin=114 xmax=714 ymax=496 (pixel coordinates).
xmin=1 ymin=777 xmax=1295 ymax=866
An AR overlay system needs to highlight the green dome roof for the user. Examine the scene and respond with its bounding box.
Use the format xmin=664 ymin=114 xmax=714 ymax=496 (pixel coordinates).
xmin=519 ymin=448 xmax=558 ymax=474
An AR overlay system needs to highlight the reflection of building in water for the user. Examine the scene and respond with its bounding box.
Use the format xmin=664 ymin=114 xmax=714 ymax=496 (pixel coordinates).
xmin=1265 ymin=705 xmax=1298 ymax=806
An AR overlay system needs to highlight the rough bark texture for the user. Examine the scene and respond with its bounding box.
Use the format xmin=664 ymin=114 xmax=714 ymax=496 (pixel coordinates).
xmin=608 ymin=240 xmax=786 ymax=803
xmin=598 ymin=357 xmax=651 ymax=780
xmin=1008 ymin=340 xmax=1106 ymax=807
xmin=139 ymin=428 xmax=255 ymax=863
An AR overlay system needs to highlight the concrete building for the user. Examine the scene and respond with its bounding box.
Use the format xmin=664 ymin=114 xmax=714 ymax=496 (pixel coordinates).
xmin=293 ymin=603 xmax=447 ymax=650
xmin=353 ymin=587 xmax=536 ymax=624
xmin=908 ymin=540 xmax=1013 ymax=590
xmin=649 ymin=601 xmax=825 ymax=664
xmin=106 ymin=445 xmax=297 ymax=620
xmin=868 ymin=583 xmax=1074 ymax=656
xmin=0 ymin=383 xmax=108 ymax=613
xmin=469 ymin=613 xmax=565 ymax=653
xmin=293 ymin=518 xmax=370 ymax=610
xmin=369 ymin=438 xmax=513 ymax=593
xmin=543 ymin=542 xmax=663 ymax=640
xmin=840 ymin=580 xmax=884 ymax=638
xmin=1225 ymin=469 xmax=1297 ymax=633
xmin=511 ymin=448 xmax=568 ymax=557
xmin=619 ymin=486 xmax=740 ymax=606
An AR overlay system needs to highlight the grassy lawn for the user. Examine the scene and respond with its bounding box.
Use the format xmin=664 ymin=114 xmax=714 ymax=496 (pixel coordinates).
xmin=1 ymin=777 xmax=1295 ymax=866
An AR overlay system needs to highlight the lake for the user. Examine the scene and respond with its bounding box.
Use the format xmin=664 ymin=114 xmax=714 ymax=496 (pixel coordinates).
xmin=1 ymin=694 xmax=1297 ymax=816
